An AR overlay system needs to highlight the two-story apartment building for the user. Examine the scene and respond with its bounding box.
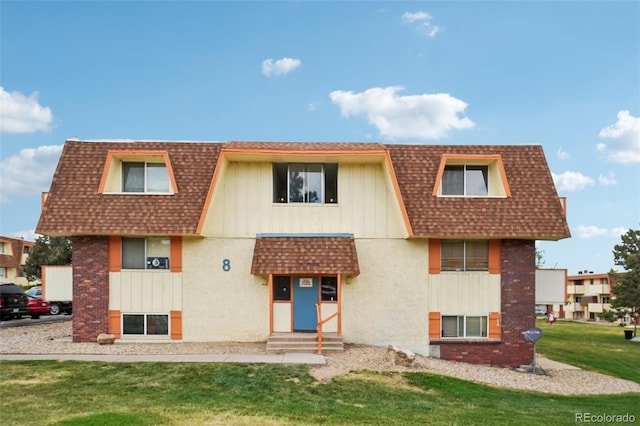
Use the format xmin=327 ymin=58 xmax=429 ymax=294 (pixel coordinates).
xmin=560 ymin=271 xmax=619 ymax=321
xmin=36 ymin=140 xmax=570 ymax=367
xmin=0 ymin=236 xmax=33 ymax=285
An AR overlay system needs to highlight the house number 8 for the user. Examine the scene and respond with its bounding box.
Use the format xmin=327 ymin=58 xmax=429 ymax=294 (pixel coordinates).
xmin=222 ymin=259 xmax=231 ymax=272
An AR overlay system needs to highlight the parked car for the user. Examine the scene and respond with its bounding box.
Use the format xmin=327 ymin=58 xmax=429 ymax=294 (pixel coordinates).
xmin=0 ymin=283 xmax=30 ymax=320
xmin=27 ymin=296 xmax=51 ymax=319
xmin=26 ymin=286 xmax=72 ymax=315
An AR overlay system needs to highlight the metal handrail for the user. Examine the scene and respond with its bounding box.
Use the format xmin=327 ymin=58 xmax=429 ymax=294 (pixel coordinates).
xmin=316 ymin=304 xmax=339 ymax=355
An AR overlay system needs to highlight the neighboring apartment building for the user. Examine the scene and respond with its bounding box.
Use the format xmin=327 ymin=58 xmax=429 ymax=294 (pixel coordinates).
xmin=0 ymin=235 xmax=33 ymax=285
xmin=36 ymin=140 xmax=570 ymax=367
xmin=560 ymin=271 xmax=619 ymax=321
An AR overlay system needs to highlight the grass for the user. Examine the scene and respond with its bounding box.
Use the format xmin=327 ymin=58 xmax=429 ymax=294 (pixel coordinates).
xmin=535 ymin=318 xmax=640 ymax=383
xmin=1 ymin=320 xmax=638 ymax=425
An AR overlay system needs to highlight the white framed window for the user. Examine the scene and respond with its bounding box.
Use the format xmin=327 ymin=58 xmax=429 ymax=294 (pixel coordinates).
xmin=441 ymin=240 xmax=488 ymax=271
xmin=442 ymin=315 xmax=488 ymax=338
xmin=0 ymin=267 xmax=6 ymax=278
xmin=122 ymin=237 xmax=171 ymax=270
xmin=122 ymin=162 xmax=171 ymax=193
xmin=273 ymin=163 xmax=338 ymax=204
xmin=122 ymin=313 xmax=169 ymax=336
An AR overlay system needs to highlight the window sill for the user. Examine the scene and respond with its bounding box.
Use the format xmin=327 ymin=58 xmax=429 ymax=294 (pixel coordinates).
xmin=430 ymin=338 xmax=502 ymax=345
xmin=272 ymin=203 xmax=339 ymax=206
xmin=102 ymin=192 xmax=174 ymax=195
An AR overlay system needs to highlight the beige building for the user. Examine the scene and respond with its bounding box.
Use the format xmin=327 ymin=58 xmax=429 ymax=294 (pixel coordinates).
xmin=36 ymin=140 xmax=570 ymax=367
xmin=560 ymin=271 xmax=617 ymax=321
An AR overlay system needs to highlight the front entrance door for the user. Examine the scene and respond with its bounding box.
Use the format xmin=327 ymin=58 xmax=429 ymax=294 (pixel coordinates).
xmin=293 ymin=277 xmax=318 ymax=331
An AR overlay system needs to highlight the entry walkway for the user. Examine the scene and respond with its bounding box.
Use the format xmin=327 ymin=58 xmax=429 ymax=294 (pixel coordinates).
xmin=0 ymin=353 xmax=326 ymax=365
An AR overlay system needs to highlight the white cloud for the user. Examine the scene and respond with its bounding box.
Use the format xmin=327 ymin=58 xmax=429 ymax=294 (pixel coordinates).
xmin=598 ymin=171 xmax=617 ymax=186
xmin=329 ymin=86 xmax=474 ymax=141
xmin=551 ymin=171 xmax=595 ymax=192
xmin=0 ymin=145 xmax=63 ymax=202
xmin=402 ymin=11 xmax=431 ymax=23
xmin=401 ymin=11 xmax=440 ymax=37
xmin=596 ymin=110 xmax=640 ymax=163
xmin=8 ymin=229 xmax=40 ymax=242
xmin=556 ymin=147 xmax=570 ymax=160
xmin=0 ymin=87 xmax=53 ymax=133
xmin=261 ymin=57 xmax=301 ymax=77
xmin=575 ymin=225 xmax=629 ymax=239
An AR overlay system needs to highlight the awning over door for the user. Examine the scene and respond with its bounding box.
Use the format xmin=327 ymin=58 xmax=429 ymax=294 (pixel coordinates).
xmin=251 ymin=235 xmax=360 ymax=275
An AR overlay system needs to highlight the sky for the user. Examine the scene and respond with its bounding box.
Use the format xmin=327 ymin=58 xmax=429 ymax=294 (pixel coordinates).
xmin=0 ymin=0 xmax=638 ymax=275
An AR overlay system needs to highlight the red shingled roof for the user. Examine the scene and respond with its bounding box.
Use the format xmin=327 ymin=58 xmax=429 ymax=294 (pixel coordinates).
xmin=36 ymin=140 xmax=570 ymax=241
xmin=387 ymin=144 xmax=570 ymax=240
xmin=251 ymin=236 xmax=360 ymax=275
xmin=36 ymin=140 xmax=222 ymax=236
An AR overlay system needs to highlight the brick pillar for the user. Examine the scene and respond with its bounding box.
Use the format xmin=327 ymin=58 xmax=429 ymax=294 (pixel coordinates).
xmin=500 ymin=239 xmax=535 ymax=366
xmin=72 ymin=236 xmax=110 ymax=342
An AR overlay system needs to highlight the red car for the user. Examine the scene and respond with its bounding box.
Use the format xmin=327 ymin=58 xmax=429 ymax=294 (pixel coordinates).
xmin=27 ymin=296 xmax=51 ymax=319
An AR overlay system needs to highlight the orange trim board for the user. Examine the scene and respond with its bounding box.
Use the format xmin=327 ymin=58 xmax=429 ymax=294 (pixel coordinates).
xmin=98 ymin=150 xmax=179 ymax=194
xmin=170 ymin=236 xmax=182 ymax=272
xmin=431 ymin=154 xmax=511 ymax=197
xmin=428 ymin=312 xmax=441 ymax=339
xmin=109 ymin=310 xmax=121 ymax=338
xmin=108 ymin=236 xmax=122 ymax=272
xmin=170 ymin=311 xmax=182 ymax=340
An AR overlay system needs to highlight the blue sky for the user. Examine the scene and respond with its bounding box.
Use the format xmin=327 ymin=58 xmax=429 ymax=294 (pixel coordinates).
xmin=1 ymin=1 xmax=638 ymax=275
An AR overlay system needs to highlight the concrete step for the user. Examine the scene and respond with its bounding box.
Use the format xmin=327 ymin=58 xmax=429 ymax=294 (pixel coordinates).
xmin=266 ymin=333 xmax=344 ymax=354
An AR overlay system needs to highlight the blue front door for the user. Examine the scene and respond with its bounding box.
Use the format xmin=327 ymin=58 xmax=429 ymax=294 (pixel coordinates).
xmin=293 ymin=277 xmax=318 ymax=331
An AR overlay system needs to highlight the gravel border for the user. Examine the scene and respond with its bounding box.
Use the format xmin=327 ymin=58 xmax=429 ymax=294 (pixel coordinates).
xmin=2 ymin=321 xmax=638 ymax=395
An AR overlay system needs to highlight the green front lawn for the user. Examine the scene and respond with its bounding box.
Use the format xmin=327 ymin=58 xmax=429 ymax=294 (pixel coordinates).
xmin=1 ymin=320 xmax=638 ymax=425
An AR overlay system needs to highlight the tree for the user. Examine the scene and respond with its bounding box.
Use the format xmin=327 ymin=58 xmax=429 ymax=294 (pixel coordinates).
xmin=607 ymin=228 xmax=640 ymax=335
xmin=23 ymin=236 xmax=72 ymax=282
xmin=535 ymin=247 xmax=545 ymax=268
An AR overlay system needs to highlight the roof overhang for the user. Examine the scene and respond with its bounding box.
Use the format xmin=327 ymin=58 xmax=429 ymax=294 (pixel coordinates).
xmin=251 ymin=234 xmax=360 ymax=275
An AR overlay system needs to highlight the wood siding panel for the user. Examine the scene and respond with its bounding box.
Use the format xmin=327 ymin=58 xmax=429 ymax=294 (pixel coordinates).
xmin=202 ymin=162 xmax=406 ymax=238
xmin=427 ymin=273 xmax=501 ymax=314
xmin=273 ymin=303 xmax=292 ymax=332
xmin=109 ymin=271 xmax=182 ymax=313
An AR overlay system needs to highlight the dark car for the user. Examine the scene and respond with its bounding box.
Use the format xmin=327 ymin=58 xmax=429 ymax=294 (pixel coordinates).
xmin=0 ymin=283 xmax=30 ymax=320
xmin=27 ymin=296 xmax=51 ymax=319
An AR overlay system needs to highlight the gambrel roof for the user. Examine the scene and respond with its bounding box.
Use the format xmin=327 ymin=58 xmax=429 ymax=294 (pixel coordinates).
xmin=387 ymin=144 xmax=570 ymax=240
xmin=36 ymin=140 xmax=570 ymax=240
xmin=37 ymin=141 xmax=221 ymax=236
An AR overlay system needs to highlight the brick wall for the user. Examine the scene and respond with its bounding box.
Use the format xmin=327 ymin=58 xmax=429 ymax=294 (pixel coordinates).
xmin=438 ymin=240 xmax=535 ymax=367
xmin=72 ymin=236 xmax=110 ymax=342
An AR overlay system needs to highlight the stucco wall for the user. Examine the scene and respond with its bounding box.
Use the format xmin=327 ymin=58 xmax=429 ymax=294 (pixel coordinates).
xmin=180 ymin=237 xmax=269 ymax=342
xmin=342 ymin=238 xmax=430 ymax=355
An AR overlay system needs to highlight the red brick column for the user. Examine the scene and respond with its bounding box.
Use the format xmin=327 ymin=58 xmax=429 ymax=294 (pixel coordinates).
xmin=498 ymin=239 xmax=535 ymax=366
xmin=72 ymin=236 xmax=110 ymax=342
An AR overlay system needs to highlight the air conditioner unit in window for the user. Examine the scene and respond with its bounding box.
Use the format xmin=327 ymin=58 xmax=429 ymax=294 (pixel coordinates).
xmin=147 ymin=257 xmax=169 ymax=269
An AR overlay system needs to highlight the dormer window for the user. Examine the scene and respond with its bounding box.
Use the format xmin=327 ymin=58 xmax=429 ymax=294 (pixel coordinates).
xmin=123 ymin=162 xmax=170 ymax=193
xmin=433 ymin=154 xmax=510 ymax=198
xmin=99 ymin=150 xmax=177 ymax=195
